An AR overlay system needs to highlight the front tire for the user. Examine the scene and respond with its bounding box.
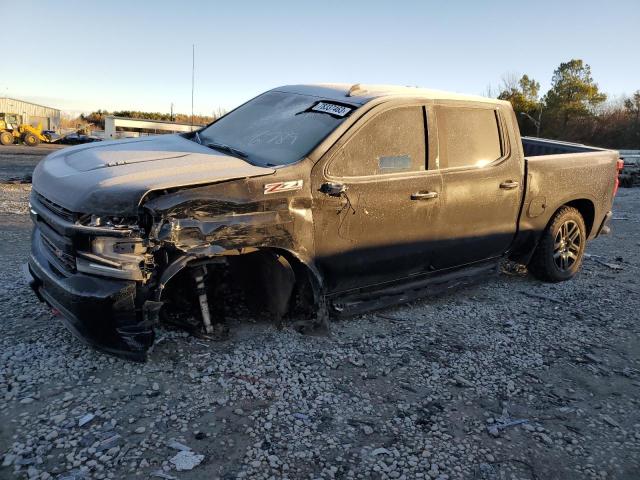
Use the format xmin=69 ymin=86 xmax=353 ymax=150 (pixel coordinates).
xmin=528 ymin=206 xmax=586 ymax=282
xmin=0 ymin=131 xmax=13 ymax=145
xmin=23 ymin=132 xmax=40 ymax=146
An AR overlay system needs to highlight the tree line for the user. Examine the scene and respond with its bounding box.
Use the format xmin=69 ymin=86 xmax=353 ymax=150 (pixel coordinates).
xmin=495 ymin=59 xmax=639 ymax=149
xmin=78 ymin=109 xmax=225 ymax=128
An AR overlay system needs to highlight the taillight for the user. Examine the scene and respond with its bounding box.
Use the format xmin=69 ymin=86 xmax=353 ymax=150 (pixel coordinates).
xmin=614 ymin=158 xmax=624 ymax=196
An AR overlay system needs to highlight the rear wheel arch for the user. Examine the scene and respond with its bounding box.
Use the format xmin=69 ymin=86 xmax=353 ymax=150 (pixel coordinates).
xmin=564 ymin=198 xmax=595 ymax=237
xmin=509 ymin=197 xmax=595 ymax=265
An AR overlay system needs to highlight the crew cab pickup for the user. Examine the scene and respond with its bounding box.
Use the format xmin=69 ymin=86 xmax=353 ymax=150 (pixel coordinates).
xmin=25 ymin=84 xmax=623 ymax=360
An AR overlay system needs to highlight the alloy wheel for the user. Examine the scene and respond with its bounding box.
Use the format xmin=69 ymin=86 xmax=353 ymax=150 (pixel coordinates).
xmin=553 ymin=220 xmax=581 ymax=271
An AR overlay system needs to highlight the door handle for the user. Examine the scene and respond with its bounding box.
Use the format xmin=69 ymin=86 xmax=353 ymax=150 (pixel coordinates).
xmin=411 ymin=191 xmax=439 ymax=200
xmin=499 ymin=180 xmax=519 ymax=190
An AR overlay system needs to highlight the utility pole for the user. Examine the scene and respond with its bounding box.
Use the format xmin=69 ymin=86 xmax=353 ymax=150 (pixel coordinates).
xmin=170 ymin=102 xmax=174 ymax=121
xmin=191 ymin=44 xmax=195 ymax=129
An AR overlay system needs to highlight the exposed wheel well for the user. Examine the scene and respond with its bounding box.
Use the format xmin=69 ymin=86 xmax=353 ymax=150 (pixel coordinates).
xmin=158 ymin=248 xmax=321 ymax=330
xmin=563 ymin=199 xmax=595 ymax=236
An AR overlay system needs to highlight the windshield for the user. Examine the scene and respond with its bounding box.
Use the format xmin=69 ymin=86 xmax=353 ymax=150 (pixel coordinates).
xmin=197 ymin=91 xmax=355 ymax=166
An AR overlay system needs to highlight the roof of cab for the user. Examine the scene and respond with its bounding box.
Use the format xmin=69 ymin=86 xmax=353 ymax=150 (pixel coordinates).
xmin=272 ymin=83 xmax=510 ymax=106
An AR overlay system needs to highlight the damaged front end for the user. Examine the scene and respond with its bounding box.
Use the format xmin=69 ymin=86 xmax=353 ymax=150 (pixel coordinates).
xmin=26 ymin=192 xmax=158 ymax=360
xmin=26 ymin=179 xmax=321 ymax=362
xmin=24 ymin=88 xmax=362 ymax=360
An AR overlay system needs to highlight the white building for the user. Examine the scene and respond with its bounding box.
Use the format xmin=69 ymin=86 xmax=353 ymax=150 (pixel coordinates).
xmin=104 ymin=116 xmax=201 ymax=139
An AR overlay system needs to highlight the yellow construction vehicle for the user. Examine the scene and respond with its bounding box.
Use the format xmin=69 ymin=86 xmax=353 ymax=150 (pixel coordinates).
xmin=0 ymin=113 xmax=51 ymax=146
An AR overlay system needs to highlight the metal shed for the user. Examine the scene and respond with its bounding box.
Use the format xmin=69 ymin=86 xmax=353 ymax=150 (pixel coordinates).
xmin=0 ymin=97 xmax=61 ymax=130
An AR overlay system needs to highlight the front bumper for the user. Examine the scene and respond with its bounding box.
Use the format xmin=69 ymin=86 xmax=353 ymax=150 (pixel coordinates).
xmin=26 ymin=228 xmax=154 ymax=361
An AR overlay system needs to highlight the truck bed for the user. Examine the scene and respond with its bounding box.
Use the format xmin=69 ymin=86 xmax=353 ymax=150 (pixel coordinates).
xmin=522 ymin=136 xmax=611 ymax=157
xmin=510 ymin=136 xmax=619 ymax=263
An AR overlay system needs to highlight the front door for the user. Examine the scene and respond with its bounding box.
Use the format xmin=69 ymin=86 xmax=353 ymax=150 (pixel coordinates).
xmin=431 ymin=104 xmax=523 ymax=269
xmin=311 ymin=104 xmax=443 ymax=293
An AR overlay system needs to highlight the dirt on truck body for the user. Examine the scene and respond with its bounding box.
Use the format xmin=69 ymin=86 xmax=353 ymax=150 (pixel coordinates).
xmin=25 ymin=84 xmax=622 ymax=360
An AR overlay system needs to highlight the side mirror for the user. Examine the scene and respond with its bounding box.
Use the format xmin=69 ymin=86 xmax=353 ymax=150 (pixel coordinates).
xmin=319 ymin=182 xmax=346 ymax=197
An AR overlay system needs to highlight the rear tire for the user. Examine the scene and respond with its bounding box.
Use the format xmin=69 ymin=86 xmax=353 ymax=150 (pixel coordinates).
xmin=0 ymin=131 xmax=13 ymax=145
xmin=528 ymin=206 xmax=586 ymax=283
xmin=23 ymin=132 xmax=40 ymax=146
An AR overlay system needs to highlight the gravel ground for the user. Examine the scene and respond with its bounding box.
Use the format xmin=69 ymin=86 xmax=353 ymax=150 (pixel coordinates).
xmin=1 ymin=183 xmax=639 ymax=480
xmin=0 ymin=145 xmax=65 ymax=183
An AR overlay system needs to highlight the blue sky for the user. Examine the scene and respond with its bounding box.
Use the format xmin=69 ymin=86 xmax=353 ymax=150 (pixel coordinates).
xmin=5 ymin=0 xmax=640 ymax=115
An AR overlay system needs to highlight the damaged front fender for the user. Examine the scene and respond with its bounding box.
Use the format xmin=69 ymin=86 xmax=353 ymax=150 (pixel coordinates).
xmin=142 ymin=178 xmax=304 ymax=254
xmin=135 ymin=176 xmax=324 ymax=349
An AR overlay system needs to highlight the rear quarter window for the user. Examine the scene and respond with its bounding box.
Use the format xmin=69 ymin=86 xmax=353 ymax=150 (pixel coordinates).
xmin=436 ymin=106 xmax=502 ymax=169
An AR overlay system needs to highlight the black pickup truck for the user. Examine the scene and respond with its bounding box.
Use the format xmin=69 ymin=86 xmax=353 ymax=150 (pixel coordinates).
xmin=25 ymin=84 xmax=623 ymax=360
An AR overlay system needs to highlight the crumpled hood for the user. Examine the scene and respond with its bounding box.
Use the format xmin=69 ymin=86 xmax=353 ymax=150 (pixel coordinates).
xmin=32 ymin=135 xmax=275 ymax=215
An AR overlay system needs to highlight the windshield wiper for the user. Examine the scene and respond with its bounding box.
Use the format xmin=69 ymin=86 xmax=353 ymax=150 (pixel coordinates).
xmin=206 ymin=142 xmax=248 ymax=159
xmin=193 ymin=131 xmax=202 ymax=144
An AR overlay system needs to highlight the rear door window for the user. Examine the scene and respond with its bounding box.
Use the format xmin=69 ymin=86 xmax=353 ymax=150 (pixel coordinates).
xmin=328 ymin=106 xmax=425 ymax=177
xmin=436 ymin=107 xmax=502 ymax=169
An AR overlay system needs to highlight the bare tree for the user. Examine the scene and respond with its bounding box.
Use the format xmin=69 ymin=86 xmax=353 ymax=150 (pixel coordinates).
xmin=500 ymin=71 xmax=520 ymax=94
xmin=482 ymin=84 xmax=498 ymax=99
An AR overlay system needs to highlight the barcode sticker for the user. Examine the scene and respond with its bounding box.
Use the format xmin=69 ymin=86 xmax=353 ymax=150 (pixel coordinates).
xmin=312 ymin=102 xmax=352 ymax=117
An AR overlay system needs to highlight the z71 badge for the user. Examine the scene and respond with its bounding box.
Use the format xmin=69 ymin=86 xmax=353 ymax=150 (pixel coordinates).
xmin=264 ymin=180 xmax=304 ymax=194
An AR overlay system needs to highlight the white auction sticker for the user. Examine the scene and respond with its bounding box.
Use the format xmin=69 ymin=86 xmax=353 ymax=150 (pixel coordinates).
xmin=312 ymin=102 xmax=352 ymax=117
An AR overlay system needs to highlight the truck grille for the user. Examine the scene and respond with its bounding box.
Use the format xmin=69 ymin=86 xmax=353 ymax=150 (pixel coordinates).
xmin=34 ymin=192 xmax=76 ymax=223
xmin=41 ymin=233 xmax=76 ymax=273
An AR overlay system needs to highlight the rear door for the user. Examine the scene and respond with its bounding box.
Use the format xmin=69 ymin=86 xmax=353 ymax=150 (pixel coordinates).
xmin=311 ymin=103 xmax=443 ymax=292
xmin=432 ymin=103 xmax=523 ymax=269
